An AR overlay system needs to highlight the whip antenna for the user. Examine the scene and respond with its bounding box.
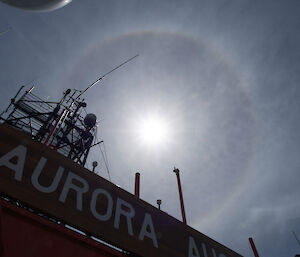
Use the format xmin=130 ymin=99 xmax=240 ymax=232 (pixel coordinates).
xmin=76 ymin=54 xmax=139 ymax=99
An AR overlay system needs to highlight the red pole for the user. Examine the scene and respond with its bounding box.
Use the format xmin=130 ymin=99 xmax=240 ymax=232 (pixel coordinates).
xmin=134 ymin=172 xmax=140 ymax=198
xmin=26 ymin=85 xmax=35 ymax=94
xmin=173 ymin=168 xmax=187 ymax=224
xmin=43 ymin=109 xmax=66 ymax=146
xmin=44 ymin=90 xmax=76 ymax=146
xmin=249 ymin=237 xmax=260 ymax=257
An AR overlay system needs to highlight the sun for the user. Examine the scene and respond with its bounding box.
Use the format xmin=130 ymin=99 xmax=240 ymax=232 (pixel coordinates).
xmin=136 ymin=115 xmax=169 ymax=147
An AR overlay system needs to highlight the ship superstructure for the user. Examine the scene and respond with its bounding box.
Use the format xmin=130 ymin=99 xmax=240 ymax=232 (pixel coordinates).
xmin=1 ymin=86 xmax=98 ymax=167
xmin=0 ymin=84 xmax=244 ymax=257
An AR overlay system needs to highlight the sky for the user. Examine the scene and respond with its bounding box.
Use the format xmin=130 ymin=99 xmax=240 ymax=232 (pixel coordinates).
xmin=0 ymin=0 xmax=300 ymax=256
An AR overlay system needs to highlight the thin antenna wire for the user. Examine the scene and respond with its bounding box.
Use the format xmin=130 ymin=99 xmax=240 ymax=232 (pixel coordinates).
xmin=293 ymin=231 xmax=300 ymax=246
xmin=76 ymin=54 xmax=139 ymax=100
xmin=94 ymin=126 xmax=111 ymax=181
xmin=102 ymin=142 xmax=110 ymax=172
xmin=98 ymin=139 xmax=111 ymax=181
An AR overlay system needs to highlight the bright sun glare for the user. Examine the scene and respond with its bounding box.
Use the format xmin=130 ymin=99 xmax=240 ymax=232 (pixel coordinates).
xmin=137 ymin=116 xmax=169 ymax=146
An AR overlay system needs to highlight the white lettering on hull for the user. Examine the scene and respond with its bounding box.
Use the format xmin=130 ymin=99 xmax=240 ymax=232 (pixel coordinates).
xmin=189 ymin=236 xmax=200 ymax=257
xmin=90 ymin=188 xmax=113 ymax=221
xmin=0 ymin=145 xmax=233 ymax=255
xmin=189 ymin=236 xmax=226 ymax=257
xmin=139 ymin=213 xmax=158 ymax=248
xmin=0 ymin=145 xmax=159 ymax=248
xmin=59 ymin=171 xmax=89 ymax=211
xmin=114 ymin=197 xmax=135 ymax=236
xmin=0 ymin=145 xmax=26 ymax=181
xmin=32 ymin=157 xmax=64 ymax=193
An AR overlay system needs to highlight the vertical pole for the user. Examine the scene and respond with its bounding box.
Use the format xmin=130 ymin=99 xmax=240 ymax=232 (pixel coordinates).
xmin=173 ymin=168 xmax=187 ymax=224
xmin=249 ymin=237 xmax=260 ymax=257
xmin=135 ymin=172 xmax=140 ymax=198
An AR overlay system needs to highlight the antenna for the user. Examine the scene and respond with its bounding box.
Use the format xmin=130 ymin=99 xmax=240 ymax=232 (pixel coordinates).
xmin=53 ymin=54 xmax=139 ymax=139
xmin=76 ymin=54 xmax=139 ymax=100
xmin=173 ymin=167 xmax=187 ymax=224
xmin=49 ymin=54 xmax=139 ymax=149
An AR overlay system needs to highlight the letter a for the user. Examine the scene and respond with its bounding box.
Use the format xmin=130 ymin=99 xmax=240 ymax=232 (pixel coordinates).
xmin=188 ymin=236 xmax=200 ymax=257
xmin=138 ymin=213 xmax=158 ymax=248
xmin=0 ymin=145 xmax=27 ymax=181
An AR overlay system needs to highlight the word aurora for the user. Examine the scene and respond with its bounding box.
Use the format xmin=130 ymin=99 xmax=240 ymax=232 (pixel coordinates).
xmin=0 ymin=144 xmax=229 ymax=257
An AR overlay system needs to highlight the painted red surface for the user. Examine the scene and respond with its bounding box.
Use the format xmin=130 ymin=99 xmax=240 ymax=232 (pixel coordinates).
xmin=0 ymin=198 xmax=125 ymax=257
xmin=248 ymin=237 xmax=260 ymax=257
